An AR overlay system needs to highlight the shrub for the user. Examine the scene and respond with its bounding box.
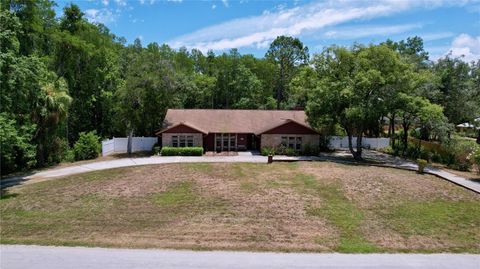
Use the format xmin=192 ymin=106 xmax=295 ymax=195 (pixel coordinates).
xmin=302 ymin=144 xmax=319 ymax=156
xmin=418 ymin=146 xmax=432 ymax=162
xmin=160 ymin=147 xmax=203 ymax=156
xmin=261 ymin=146 xmax=275 ymax=156
xmin=417 ymin=159 xmax=427 ymax=174
xmin=381 ymin=146 xmax=394 ymax=155
xmin=63 ymin=149 xmax=75 ymax=163
xmin=443 ymin=138 xmax=477 ymax=171
xmin=468 ymin=147 xmax=480 ymax=174
xmin=431 ymin=152 xmax=443 ymax=163
xmin=284 ymin=147 xmax=298 ymax=156
xmin=73 ymin=131 xmax=101 ymax=161
xmin=151 ymin=143 xmax=161 ymax=155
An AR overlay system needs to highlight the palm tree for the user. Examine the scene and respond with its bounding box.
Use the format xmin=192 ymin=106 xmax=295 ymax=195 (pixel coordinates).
xmin=33 ymin=77 xmax=72 ymax=166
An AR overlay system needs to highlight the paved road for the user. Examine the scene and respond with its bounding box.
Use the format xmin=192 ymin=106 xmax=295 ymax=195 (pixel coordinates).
xmin=1 ymin=245 xmax=479 ymax=269
xmin=2 ymin=150 xmax=479 ymax=193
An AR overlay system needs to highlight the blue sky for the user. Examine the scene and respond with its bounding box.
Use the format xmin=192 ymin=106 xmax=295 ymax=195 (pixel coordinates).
xmin=55 ymin=0 xmax=480 ymax=61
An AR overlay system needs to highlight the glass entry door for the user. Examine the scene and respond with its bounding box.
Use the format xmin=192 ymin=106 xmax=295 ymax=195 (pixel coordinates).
xmin=215 ymin=133 xmax=236 ymax=151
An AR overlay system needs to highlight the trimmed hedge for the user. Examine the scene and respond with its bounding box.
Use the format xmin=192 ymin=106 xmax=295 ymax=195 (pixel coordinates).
xmin=160 ymin=147 xmax=203 ymax=156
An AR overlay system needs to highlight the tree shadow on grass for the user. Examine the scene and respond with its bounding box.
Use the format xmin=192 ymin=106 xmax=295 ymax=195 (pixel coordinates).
xmin=1 ymin=189 xmax=18 ymax=200
xmin=0 ymin=175 xmax=31 ymax=190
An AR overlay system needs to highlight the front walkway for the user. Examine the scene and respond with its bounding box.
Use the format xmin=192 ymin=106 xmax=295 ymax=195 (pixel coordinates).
xmin=2 ymin=150 xmax=479 ymax=194
xmin=2 ymin=245 xmax=479 ymax=269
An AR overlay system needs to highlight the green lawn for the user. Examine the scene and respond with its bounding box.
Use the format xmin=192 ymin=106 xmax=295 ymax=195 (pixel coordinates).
xmin=1 ymin=162 xmax=479 ymax=253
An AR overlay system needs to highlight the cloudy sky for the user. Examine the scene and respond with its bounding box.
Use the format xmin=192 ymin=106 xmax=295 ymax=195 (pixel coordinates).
xmin=55 ymin=0 xmax=480 ymax=61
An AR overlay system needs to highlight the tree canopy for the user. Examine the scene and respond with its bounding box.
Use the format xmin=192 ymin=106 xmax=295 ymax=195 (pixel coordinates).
xmin=1 ymin=1 xmax=479 ymax=172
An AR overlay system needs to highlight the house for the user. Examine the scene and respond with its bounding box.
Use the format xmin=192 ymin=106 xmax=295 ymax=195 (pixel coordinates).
xmin=456 ymin=117 xmax=480 ymax=131
xmin=156 ymin=109 xmax=320 ymax=152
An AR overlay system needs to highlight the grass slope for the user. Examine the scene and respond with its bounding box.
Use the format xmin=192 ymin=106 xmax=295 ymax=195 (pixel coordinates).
xmin=1 ymin=162 xmax=479 ymax=253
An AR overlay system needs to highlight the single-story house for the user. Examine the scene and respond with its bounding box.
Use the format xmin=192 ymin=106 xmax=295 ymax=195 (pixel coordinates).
xmin=156 ymin=109 xmax=320 ymax=152
xmin=456 ymin=117 xmax=480 ymax=131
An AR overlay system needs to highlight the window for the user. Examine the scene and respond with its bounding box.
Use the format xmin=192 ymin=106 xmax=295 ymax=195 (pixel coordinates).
xmin=296 ymin=137 xmax=302 ymax=150
xmin=288 ymin=137 xmax=295 ymax=149
xmin=281 ymin=136 xmax=287 ymax=147
xmin=216 ymin=135 xmax=222 ymax=149
xmin=230 ymin=134 xmax=236 ymax=149
xmin=223 ymin=136 xmax=229 ymax=148
xmin=172 ymin=136 xmax=178 ymax=147
xmin=283 ymin=136 xmax=302 ymax=151
xmin=179 ymin=136 xmax=186 ymax=147
xmin=172 ymin=135 xmax=195 ymax=147
xmin=186 ymin=136 xmax=194 ymax=147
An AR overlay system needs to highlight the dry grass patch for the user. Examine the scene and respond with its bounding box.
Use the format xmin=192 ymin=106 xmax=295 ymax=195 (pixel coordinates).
xmin=1 ymin=162 xmax=479 ymax=253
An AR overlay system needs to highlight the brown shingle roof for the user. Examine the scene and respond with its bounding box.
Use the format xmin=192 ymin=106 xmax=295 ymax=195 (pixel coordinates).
xmin=160 ymin=109 xmax=313 ymax=134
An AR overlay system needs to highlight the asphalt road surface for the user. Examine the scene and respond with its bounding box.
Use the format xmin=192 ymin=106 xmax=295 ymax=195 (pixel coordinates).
xmin=1 ymin=245 xmax=479 ymax=269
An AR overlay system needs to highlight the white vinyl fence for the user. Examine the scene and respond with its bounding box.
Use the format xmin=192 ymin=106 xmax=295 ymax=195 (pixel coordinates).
xmin=102 ymin=137 xmax=158 ymax=156
xmin=328 ymin=136 xmax=390 ymax=150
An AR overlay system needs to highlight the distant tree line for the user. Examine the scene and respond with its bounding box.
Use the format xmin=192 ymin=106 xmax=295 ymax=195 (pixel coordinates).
xmin=1 ymin=1 xmax=479 ymax=172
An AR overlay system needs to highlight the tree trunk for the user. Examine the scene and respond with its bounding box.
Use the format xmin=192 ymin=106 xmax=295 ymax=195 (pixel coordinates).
xmin=347 ymin=131 xmax=363 ymax=160
xmin=127 ymin=129 xmax=133 ymax=156
xmin=355 ymin=133 xmax=363 ymax=160
xmin=402 ymin=122 xmax=409 ymax=153
xmin=477 ymin=129 xmax=480 ymax=145
xmin=391 ymin=113 xmax=396 ymax=147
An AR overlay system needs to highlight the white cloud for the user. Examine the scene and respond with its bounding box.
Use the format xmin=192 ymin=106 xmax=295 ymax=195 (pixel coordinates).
xmin=212 ymin=4 xmax=216 ymax=10
xmin=102 ymin=0 xmax=109 ymax=6
xmin=167 ymin=0 xmax=470 ymax=52
xmin=323 ymin=24 xmax=423 ymax=39
xmin=447 ymin=34 xmax=480 ymax=62
xmin=222 ymin=0 xmax=229 ymax=7
xmin=167 ymin=0 xmax=183 ymax=2
xmin=421 ymin=32 xmax=456 ymax=41
xmin=84 ymin=8 xmax=116 ymax=24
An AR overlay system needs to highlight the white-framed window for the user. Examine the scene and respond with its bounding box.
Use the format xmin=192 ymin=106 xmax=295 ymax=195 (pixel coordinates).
xmin=295 ymin=137 xmax=302 ymax=150
xmin=230 ymin=134 xmax=236 ymax=149
xmin=172 ymin=135 xmax=195 ymax=147
xmin=186 ymin=136 xmax=194 ymax=147
xmin=281 ymin=136 xmax=288 ymax=147
xmin=282 ymin=136 xmax=302 ymax=151
xmin=288 ymin=137 xmax=295 ymax=149
xmin=172 ymin=136 xmax=178 ymax=147
xmin=179 ymin=136 xmax=186 ymax=147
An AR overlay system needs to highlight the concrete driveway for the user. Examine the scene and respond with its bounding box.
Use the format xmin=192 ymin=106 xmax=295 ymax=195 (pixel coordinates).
xmin=0 ymin=155 xmax=267 ymax=188
xmin=2 ymin=245 xmax=479 ymax=269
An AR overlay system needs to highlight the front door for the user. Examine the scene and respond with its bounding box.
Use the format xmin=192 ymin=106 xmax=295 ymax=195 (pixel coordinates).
xmin=215 ymin=133 xmax=237 ymax=151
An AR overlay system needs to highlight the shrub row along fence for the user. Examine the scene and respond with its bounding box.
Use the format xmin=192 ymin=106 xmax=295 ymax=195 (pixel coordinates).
xmin=102 ymin=137 xmax=158 ymax=156
xmin=328 ymin=136 xmax=390 ymax=150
